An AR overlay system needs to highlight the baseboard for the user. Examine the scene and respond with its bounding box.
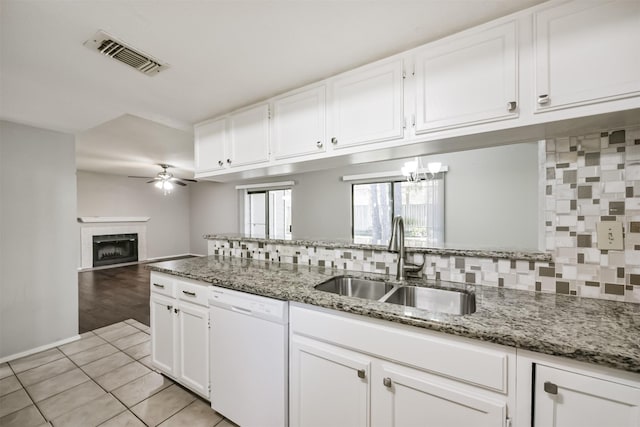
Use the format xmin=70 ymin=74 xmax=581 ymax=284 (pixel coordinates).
xmin=77 ymin=253 xmax=203 ymax=272
xmin=0 ymin=334 xmax=81 ymax=364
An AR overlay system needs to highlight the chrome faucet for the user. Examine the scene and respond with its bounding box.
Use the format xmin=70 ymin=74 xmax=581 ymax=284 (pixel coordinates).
xmin=388 ymin=216 xmax=406 ymax=280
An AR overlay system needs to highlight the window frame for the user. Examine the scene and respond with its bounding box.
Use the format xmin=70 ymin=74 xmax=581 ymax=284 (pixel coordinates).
xmin=242 ymin=186 xmax=292 ymax=239
xmin=351 ymin=176 xmax=445 ymax=247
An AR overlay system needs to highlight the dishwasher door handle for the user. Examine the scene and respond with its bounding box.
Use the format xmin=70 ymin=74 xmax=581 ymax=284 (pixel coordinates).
xmin=230 ymin=305 xmax=253 ymax=315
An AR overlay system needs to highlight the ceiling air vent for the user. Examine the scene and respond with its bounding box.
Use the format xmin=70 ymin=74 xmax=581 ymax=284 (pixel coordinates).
xmin=84 ymin=30 xmax=169 ymax=76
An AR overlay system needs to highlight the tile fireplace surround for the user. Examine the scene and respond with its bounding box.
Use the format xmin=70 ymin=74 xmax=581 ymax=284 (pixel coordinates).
xmin=78 ymin=218 xmax=149 ymax=270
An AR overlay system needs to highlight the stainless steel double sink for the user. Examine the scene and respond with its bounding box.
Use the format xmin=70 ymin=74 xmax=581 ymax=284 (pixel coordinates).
xmin=314 ymin=276 xmax=476 ymax=315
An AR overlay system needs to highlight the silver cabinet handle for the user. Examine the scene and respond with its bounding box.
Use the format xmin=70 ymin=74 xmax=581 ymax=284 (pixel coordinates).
xmin=218 ymin=160 xmax=223 ymax=166
xmin=507 ymin=101 xmax=517 ymax=112
xmin=544 ymin=381 xmax=558 ymax=395
xmin=182 ymin=290 xmax=196 ymax=297
xmin=538 ymin=94 xmax=550 ymax=105
xmin=166 ymin=305 xmax=172 ymax=310
xmin=331 ymin=137 xmax=338 ymax=145
xmin=357 ymin=369 xmax=366 ymax=379
xmin=153 ymin=283 xmax=164 ymax=288
xmin=383 ymin=377 xmax=392 ymax=388
xmin=174 ymin=308 xmax=179 ymax=314
xmin=316 ymin=141 xmax=323 ymax=148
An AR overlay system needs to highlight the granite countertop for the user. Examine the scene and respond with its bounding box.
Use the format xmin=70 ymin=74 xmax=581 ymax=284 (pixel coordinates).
xmin=203 ymin=233 xmax=552 ymax=262
xmin=148 ymin=255 xmax=640 ymax=374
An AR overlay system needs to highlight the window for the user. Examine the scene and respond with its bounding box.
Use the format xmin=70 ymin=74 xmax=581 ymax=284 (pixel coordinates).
xmin=244 ymin=188 xmax=292 ymax=239
xmin=352 ymin=179 xmax=444 ymax=247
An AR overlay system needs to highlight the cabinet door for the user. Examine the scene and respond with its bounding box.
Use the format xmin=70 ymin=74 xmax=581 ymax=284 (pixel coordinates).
xmin=534 ymin=0 xmax=640 ymax=111
xmin=177 ymin=302 xmax=209 ymax=398
xmin=272 ymin=86 xmax=326 ymax=160
xmin=194 ymin=118 xmax=227 ymax=173
xmin=328 ymin=58 xmax=404 ymax=149
xmin=534 ymin=364 xmax=640 ymax=427
xmin=372 ymin=363 xmax=506 ymax=427
xmin=414 ymin=21 xmax=517 ymax=133
xmin=228 ymin=104 xmax=270 ymax=167
xmin=290 ymin=336 xmax=371 ymax=427
xmin=150 ymin=294 xmax=177 ymax=377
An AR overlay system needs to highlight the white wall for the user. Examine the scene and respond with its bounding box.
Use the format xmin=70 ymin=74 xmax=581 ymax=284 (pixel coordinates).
xmin=77 ymin=171 xmax=191 ymax=260
xmin=189 ymin=181 xmax=238 ymax=255
xmin=0 ymin=120 xmax=78 ymax=359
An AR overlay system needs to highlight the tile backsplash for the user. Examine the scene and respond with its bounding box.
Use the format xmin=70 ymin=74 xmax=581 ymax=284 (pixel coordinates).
xmin=541 ymin=125 xmax=640 ymax=303
xmin=208 ymin=125 xmax=640 ymax=304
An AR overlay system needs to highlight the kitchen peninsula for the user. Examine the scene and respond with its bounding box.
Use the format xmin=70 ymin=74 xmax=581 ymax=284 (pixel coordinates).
xmin=148 ymin=251 xmax=638 ymax=372
xmin=148 ymin=235 xmax=640 ymax=427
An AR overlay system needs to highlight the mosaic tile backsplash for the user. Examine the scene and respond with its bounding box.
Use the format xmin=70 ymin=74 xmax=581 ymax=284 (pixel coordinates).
xmin=208 ymin=125 xmax=640 ymax=304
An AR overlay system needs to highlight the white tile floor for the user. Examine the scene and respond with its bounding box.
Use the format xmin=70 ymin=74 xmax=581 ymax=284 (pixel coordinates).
xmin=0 ymin=320 xmax=238 ymax=427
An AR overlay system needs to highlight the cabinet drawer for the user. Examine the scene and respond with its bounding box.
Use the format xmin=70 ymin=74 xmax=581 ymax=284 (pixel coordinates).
xmin=150 ymin=272 xmax=175 ymax=297
xmin=176 ymin=280 xmax=209 ymax=307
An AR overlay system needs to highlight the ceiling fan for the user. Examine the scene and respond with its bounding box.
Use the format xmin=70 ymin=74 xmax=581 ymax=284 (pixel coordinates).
xmin=129 ymin=164 xmax=197 ymax=194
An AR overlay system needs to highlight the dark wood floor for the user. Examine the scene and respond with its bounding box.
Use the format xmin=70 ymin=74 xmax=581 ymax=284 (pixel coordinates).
xmin=78 ymin=257 xmax=193 ymax=333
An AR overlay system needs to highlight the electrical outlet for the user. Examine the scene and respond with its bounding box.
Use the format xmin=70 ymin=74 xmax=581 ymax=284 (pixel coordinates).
xmin=596 ymin=221 xmax=624 ymax=250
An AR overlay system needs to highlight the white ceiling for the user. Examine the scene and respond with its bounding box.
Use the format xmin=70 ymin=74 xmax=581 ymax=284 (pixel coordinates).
xmin=1 ymin=0 xmax=545 ymax=177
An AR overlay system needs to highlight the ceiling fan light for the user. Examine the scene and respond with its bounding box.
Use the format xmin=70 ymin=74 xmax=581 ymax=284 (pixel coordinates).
xmin=163 ymin=181 xmax=174 ymax=191
xmin=154 ymin=181 xmax=163 ymax=189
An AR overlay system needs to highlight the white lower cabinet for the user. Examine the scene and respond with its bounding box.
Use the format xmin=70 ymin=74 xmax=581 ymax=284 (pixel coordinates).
xmin=150 ymin=272 xmax=210 ymax=399
xmin=534 ymin=364 xmax=640 ymax=427
xmin=149 ymin=293 xmax=177 ymax=376
xmin=372 ymin=362 xmax=506 ymax=427
xmin=290 ymin=336 xmax=371 ymax=427
xmin=176 ymin=302 xmax=209 ymax=397
xmin=289 ymin=304 xmax=514 ymax=427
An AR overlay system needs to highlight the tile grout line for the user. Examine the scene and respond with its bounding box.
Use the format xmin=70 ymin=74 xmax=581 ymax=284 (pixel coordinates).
xmin=76 ymin=320 xmax=158 ymax=426
xmin=63 ymin=322 xmax=153 ymax=426
xmin=5 ymin=321 xmax=148 ymax=425
xmin=4 ymin=320 xmax=231 ymax=427
xmin=3 ymin=356 xmax=49 ymax=424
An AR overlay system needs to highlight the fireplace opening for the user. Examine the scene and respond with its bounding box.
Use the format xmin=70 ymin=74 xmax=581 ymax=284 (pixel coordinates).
xmin=92 ymin=233 xmax=139 ymax=267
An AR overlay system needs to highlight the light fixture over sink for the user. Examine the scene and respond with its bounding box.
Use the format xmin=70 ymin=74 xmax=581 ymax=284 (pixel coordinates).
xmin=401 ymin=157 xmax=442 ymax=182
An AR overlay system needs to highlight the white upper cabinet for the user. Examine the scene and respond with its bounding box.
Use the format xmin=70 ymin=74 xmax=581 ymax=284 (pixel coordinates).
xmin=194 ymin=118 xmax=226 ymax=174
xmin=534 ymin=0 xmax=640 ymax=112
xmin=272 ymin=86 xmax=326 ymax=160
xmin=414 ymin=20 xmax=518 ymax=133
xmin=328 ymin=58 xmax=404 ymax=149
xmin=228 ymin=103 xmax=270 ymax=167
xmin=194 ymin=0 xmax=640 ymax=179
xmin=534 ymin=364 xmax=640 ymax=427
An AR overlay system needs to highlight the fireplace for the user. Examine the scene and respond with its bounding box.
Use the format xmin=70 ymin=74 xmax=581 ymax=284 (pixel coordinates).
xmin=92 ymin=233 xmax=139 ymax=267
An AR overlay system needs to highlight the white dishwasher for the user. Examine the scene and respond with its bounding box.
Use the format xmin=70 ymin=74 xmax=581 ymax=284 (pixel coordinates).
xmin=209 ymin=286 xmax=288 ymax=427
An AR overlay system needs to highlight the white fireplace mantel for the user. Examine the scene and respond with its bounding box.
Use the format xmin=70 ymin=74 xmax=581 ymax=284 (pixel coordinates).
xmin=78 ymin=216 xmax=150 ymax=223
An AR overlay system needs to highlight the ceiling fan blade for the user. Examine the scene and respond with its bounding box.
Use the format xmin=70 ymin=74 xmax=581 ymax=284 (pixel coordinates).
xmin=128 ymin=175 xmax=155 ymax=179
xmin=170 ymin=177 xmax=197 ymax=184
xmin=146 ymin=179 xmax=160 ymax=183
xmin=172 ymin=180 xmax=187 ymax=186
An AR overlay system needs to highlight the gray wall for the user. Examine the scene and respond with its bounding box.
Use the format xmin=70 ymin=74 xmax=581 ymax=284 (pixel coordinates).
xmin=77 ymin=171 xmax=191 ymax=260
xmin=189 ymin=181 xmax=238 ymax=255
xmin=441 ymin=143 xmax=539 ymax=249
xmin=0 ymin=121 xmax=78 ymax=359
xmin=250 ymin=141 xmax=539 ymax=250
